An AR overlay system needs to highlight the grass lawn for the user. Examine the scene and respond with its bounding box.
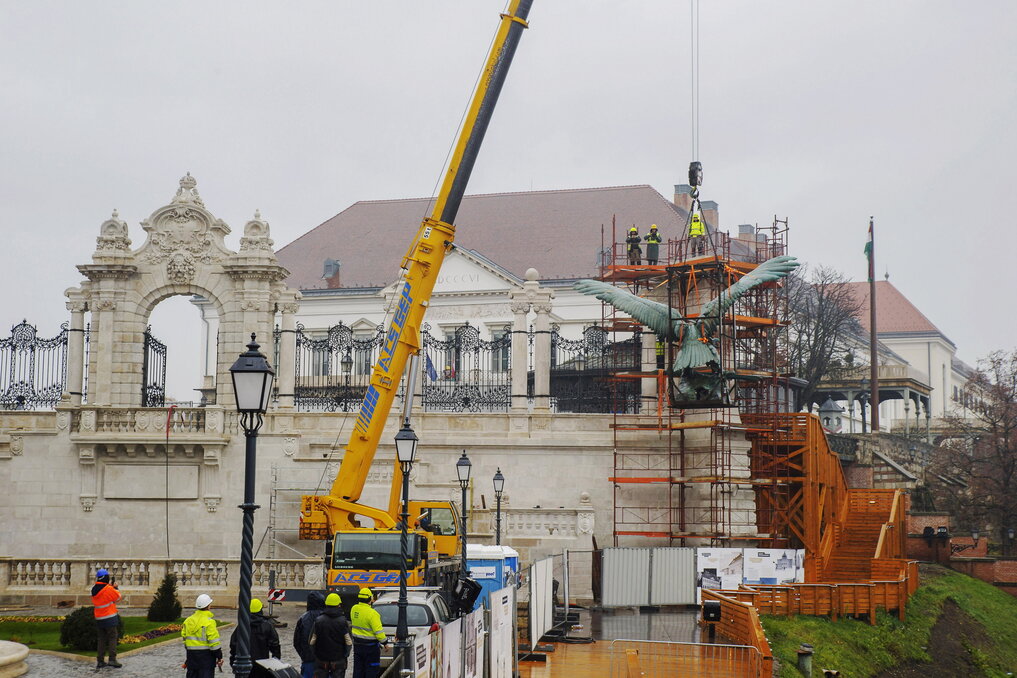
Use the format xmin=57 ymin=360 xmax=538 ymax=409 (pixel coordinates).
xmin=0 ymin=616 xmax=186 ymax=656
xmin=761 ymin=565 xmax=1017 ymax=677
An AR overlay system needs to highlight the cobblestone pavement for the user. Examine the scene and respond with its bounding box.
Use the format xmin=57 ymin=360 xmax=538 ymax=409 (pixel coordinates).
xmin=19 ymin=603 xmax=357 ymax=678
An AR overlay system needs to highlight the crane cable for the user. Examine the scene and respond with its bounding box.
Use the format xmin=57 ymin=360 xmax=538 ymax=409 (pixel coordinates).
xmin=690 ymin=0 xmax=700 ymax=162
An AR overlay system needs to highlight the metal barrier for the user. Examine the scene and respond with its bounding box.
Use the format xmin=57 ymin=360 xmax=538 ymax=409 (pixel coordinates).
xmin=609 ymin=639 xmax=764 ymax=678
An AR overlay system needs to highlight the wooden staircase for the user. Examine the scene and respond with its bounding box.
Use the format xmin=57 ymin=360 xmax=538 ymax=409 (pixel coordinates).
xmin=819 ymin=491 xmax=897 ymax=581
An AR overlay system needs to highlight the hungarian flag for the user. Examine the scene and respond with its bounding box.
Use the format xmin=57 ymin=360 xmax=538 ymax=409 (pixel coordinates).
xmin=864 ymin=218 xmax=874 ymax=281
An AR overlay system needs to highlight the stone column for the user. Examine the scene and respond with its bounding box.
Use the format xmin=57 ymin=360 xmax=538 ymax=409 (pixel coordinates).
xmin=64 ymin=297 xmax=88 ymax=405
xmin=277 ymin=301 xmax=299 ymax=409
xmin=641 ymin=329 xmax=658 ymax=409
xmin=89 ymin=299 xmax=117 ymax=406
xmin=533 ymin=301 xmax=553 ymax=412
xmin=508 ymin=301 xmax=530 ymax=411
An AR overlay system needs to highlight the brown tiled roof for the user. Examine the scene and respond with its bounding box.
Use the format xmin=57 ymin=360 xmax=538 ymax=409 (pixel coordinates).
xmin=837 ymin=281 xmax=943 ymax=335
xmin=277 ymin=185 xmax=688 ymax=290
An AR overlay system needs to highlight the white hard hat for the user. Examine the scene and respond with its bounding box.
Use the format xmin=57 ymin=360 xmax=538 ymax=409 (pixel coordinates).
xmin=195 ymin=594 xmax=213 ymax=609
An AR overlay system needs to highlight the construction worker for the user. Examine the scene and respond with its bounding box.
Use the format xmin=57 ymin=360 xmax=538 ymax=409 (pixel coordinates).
xmin=294 ymin=591 xmax=326 ymax=678
xmin=688 ymin=213 xmax=706 ymax=256
xmin=182 ymin=594 xmax=222 ymax=678
xmin=311 ymin=593 xmax=353 ymax=678
xmin=229 ymin=598 xmax=280 ymax=678
xmin=626 ymin=226 xmax=642 ymax=265
xmin=91 ymin=568 xmax=122 ymax=670
xmin=644 ymin=224 xmax=663 ymax=265
xmin=350 ymin=588 xmax=388 ymax=678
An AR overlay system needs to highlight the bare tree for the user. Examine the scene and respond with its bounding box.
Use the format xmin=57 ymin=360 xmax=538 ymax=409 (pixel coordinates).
xmin=928 ymin=350 xmax=1017 ymax=550
xmin=784 ymin=265 xmax=864 ymax=411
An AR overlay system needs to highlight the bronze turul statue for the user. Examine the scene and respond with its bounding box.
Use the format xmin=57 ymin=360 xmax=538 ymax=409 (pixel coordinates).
xmin=574 ymin=255 xmax=799 ymax=401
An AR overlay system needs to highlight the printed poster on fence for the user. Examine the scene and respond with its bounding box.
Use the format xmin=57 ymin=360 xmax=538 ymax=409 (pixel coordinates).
xmin=695 ymin=548 xmax=743 ymax=602
xmin=742 ymin=548 xmax=800 ymax=585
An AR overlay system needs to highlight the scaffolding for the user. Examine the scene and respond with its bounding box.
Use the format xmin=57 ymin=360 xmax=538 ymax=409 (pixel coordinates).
xmin=598 ymin=215 xmax=796 ymax=547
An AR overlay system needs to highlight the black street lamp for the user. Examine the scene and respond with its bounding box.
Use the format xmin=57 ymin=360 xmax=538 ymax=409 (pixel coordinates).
xmin=339 ymin=350 xmax=354 ymax=411
xmin=1008 ymin=527 xmax=1016 ymax=556
xmin=493 ymin=468 xmax=505 ymax=546
xmin=393 ymin=420 xmax=419 ymax=674
xmin=456 ymin=451 xmax=472 ymax=579
xmin=229 ymin=334 xmax=275 ymax=678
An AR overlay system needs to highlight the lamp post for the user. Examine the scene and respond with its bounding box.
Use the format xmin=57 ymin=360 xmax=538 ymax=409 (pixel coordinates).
xmin=1008 ymin=527 xmax=1016 ymax=557
xmin=393 ymin=420 xmax=419 ymax=673
xmin=340 ymin=350 xmax=354 ymax=411
xmin=493 ymin=468 xmax=505 ymax=546
xmin=229 ymin=334 xmax=275 ymax=678
xmin=456 ymin=451 xmax=472 ymax=579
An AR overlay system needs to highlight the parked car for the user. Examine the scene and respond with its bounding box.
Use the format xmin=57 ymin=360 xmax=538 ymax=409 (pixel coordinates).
xmin=373 ymin=587 xmax=453 ymax=645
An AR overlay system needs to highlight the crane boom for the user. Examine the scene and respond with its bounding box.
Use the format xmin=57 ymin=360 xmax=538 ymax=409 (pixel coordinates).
xmin=301 ymin=0 xmax=533 ymax=538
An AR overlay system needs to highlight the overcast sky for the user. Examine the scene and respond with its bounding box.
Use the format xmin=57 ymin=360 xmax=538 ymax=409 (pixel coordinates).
xmin=2 ymin=1 xmax=1015 ymax=400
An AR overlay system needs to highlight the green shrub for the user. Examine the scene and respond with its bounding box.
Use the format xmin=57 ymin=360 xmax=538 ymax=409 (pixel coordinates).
xmin=59 ymin=606 xmax=125 ymax=651
xmin=147 ymin=574 xmax=182 ymax=622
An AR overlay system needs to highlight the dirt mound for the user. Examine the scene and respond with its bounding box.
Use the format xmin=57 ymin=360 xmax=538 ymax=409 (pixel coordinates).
xmin=875 ymin=599 xmax=987 ymax=677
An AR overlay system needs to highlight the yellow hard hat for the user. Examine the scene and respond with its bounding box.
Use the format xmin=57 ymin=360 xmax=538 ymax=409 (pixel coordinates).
xmin=650 ymin=224 xmax=658 ymax=230
xmin=250 ymin=598 xmax=263 ymax=614
xmin=325 ymin=593 xmax=341 ymax=607
xmin=629 ymin=226 xmax=638 ymax=232
xmin=692 ymin=213 xmax=701 ymax=221
xmin=358 ymin=588 xmax=374 ymax=601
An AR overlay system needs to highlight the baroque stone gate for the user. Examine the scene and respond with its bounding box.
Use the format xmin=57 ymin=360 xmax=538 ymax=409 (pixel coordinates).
xmin=64 ymin=173 xmax=299 ymax=408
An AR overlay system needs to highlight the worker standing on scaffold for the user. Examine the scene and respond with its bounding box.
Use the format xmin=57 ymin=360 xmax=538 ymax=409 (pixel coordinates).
xmin=688 ymin=213 xmax=706 ymax=256
xmin=626 ymin=226 xmax=642 ymax=265
xmin=644 ymin=224 xmax=662 ymax=265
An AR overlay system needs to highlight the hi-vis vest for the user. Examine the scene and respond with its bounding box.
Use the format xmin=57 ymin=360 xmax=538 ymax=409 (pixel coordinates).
xmin=182 ymin=610 xmax=221 ymax=651
xmin=645 ymin=231 xmax=662 ymax=244
xmin=689 ymin=218 xmax=705 ymax=237
xmin=350 ymin=602 xmax=386 ymax=642
xmin=91 ymin=582 xmax=120 ymax=621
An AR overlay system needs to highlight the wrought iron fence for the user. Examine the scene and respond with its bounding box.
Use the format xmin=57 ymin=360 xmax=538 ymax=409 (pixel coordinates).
xmin=420 ymin=323 xmax=511 ymax=412
xmin=548 ymin=325 xmax=642 ymax=413
xmin=141 ymin=326 xmax=167 ymax=407
xmin=0 ymin=320 xmax=68 ymax=410
xmin=294 ymin=322 xmax=384 ymax=411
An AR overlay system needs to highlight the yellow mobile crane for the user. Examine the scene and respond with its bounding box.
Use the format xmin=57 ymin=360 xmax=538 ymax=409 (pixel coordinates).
xmin=299 ymin=1 xmax=533 ymax=594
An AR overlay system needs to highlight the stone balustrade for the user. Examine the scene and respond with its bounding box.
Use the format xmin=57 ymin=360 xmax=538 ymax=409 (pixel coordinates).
xmin=0 ymin=557 xmax=322 ymax=607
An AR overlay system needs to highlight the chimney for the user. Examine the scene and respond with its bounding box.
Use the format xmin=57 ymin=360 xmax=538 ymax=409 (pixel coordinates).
xmin=737 ymin=224 xmax=755 ymax=241
xmin=674 ymin=184 xmax=694 ymax=213
xmin=701 ymin=200 xmax=719 ymax=230
xmin=322 ymin=258 xmax=341 ymax=289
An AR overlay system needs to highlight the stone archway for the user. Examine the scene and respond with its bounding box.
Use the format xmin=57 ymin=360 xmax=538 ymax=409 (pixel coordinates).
xmin=65 ymin=174 xmax=299 ymax=407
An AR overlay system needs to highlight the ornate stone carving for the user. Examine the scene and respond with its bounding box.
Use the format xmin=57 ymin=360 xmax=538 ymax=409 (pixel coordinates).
xmin=80 ymin=496 xmax=97 ymax=512
xmin=280 ymin=302 xmax=300 ymax=315
xmin=78 ymin=446 xmax=95 ymax=462
xmin=166 ymin=252 xmax=196 ymax=283
xmin=81 ymin=411 xmax=96 ymax=433
xmin=205 ymin=409 xmax=223 ymax=434
xmin=304 ymin=564 xmax=324 ymax=588
xmin=95 ymin=210 xmax=132 ymax=252
xmin=510 ymin=301 xmax=530 ymax=315
xmin=173 ymin=172 xmax=205 ymax=207
xmin=532 ymin=303 xmax=553 ymax=314
xmin=577 ymin=510 xmax=595 ymax=535
xmin=239 ymin=211 xmax=276 ymax=252
xmin=283 ymin=437 xmax=297 ymax=457
xmin=56 ymin=411 xmax=70 ymax=431
xmin=240 ymin=299 xmax=266 ymax=312
xmin=204 ymin=497 xmax=220 ymax=512
xmin=66 ymin=300 xmax=89 ymax=313
xmin=9 ymin=435 xmax=23 ymax=456
xmin=134 ymin=411 xmax=151 ymax=431
xmin=92 ymin=299 xmax=116 ymax=312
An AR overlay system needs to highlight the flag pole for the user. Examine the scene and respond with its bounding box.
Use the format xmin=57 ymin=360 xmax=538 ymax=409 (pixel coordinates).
xmin=867 ymin=217 xmax=879 ymax=432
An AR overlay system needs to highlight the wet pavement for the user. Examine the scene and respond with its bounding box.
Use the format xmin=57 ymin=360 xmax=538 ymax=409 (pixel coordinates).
xmin=15 ymin=602 xmax=353 ymax=678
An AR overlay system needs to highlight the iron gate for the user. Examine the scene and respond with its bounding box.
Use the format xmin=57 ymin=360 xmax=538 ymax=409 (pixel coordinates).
xmin=548 ymin=325 xmax=642 ymax=413
xmin=141 ymin=326 xmax=167 ymax=407
xmin=421 ymin=323 xmax=511 ymax=412
xmin=294 ymin=322 xmax=384 ymax=412
xmin=0 ymin=320 xmax=68 ymax=410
